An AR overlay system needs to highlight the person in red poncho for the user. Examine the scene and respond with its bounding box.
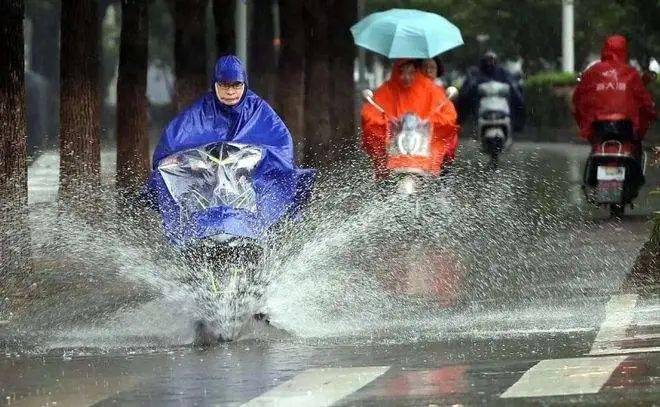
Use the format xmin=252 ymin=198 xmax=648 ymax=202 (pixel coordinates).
xmin=361 ymin=59 xmax=459 ymax=180
xmin=573 ymin=35 xmax=656 ymax=148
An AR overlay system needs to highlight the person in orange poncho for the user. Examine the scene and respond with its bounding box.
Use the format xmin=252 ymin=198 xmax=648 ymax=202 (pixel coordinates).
xmin=361 ymin=59 xmax=459 ymax=179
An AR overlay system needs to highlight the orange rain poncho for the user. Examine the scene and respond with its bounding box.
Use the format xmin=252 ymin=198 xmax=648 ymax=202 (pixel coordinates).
xmin=361 ymin=61 xmax=459 ymax=179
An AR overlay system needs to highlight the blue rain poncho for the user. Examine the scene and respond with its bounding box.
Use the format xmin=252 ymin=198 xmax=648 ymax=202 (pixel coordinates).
xmin=146 ymin=56 xmax=315 ymax=245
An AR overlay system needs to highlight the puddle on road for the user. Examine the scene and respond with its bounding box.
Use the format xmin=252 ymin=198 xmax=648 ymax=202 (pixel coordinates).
xmin=0 ymin=150 xmax=646 ymax=353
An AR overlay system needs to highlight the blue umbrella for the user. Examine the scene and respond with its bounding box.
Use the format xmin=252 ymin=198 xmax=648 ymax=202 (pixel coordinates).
xmin=350 ymin=9 xmax=463 ymax=59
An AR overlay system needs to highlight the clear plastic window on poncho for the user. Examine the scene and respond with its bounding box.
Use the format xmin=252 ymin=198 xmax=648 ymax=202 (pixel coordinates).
xmin=158 ymin=142 xmax=263 ymax=217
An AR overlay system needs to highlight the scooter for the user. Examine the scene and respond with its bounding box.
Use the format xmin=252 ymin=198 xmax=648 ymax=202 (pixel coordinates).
xmin=152 ymin=141 xmax=315 ymax=343
xmin=362 ymin=87 xmax=458 ymax=214
xmin=582 ymin=120 xmax=647 ymax=217
xmin=476 ymin=80 xmax=512 ymax=166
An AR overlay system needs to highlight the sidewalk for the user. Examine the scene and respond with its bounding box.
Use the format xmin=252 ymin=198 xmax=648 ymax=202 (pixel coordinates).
xmin=28 ymin=150 xmax=117 ymax=204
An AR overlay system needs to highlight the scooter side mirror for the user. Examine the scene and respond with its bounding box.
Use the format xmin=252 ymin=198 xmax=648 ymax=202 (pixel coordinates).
xmin=446 ymin=86 xmax=458 ymax=100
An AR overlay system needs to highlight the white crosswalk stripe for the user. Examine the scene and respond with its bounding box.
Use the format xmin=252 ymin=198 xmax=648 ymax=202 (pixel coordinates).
xmin=241 ymin=366 xmax=390 ymax=407
xmin=589 ymin=294 xmax=638 ymax=355
xmin=590 ymin=294 xmax=660 ymax=356
xmin=500 ymin=293 xmax=660 ymax=399
xmin=500 ymin=356 xmax=628 ymax=398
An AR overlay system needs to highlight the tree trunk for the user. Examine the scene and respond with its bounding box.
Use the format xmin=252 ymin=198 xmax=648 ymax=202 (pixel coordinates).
xmin=328 ymin=0 xmax=357 ymax=160
xmin=249 ymin=0 xmax=276 ymax=103
xmin=213 ymin=0 xmax=235 ymax=56
xmin=0 ymin=0 xmax=30 ymax=276
xmin=116 ymin=0 xmax=150 ymax=201
xmin=174 ymin=0 xmax=208 ymax=110
xmin=302 ymin=0 xmax=332 ymax=166
xmin=59 ymin=0 xmax=101 ymax=208
xmin=276 ymin=0 xmax=305 ymax=161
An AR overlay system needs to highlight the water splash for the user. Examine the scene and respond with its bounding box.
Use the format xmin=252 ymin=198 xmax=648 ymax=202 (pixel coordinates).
xmin=1 ymin=148 xmax=645 ymax=352
xmin=261 ymin=156 xmax=640 ymax=341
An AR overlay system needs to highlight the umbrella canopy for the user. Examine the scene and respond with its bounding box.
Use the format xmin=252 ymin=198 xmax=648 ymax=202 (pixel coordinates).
xmin=350 ymin=9 xmax=463 ymax=59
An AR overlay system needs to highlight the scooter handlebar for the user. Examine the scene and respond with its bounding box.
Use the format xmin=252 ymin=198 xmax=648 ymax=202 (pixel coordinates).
xmin=446 ymin=86 xmax=458 ymax=100
xmin=362 ymin=89 xmax=390 ymax=118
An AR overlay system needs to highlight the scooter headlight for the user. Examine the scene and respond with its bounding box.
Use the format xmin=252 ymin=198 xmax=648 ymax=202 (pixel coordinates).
xmin=397 ymin=131 xmax=423 ymax=155
xmin=397 ymin=176 xmax=417 ymax=195
xmin=485 ymin=111 xmax=506 ymax=120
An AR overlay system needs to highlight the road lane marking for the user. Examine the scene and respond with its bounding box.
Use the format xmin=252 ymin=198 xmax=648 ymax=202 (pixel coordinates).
xmin=241 ymin=366 xmax=390 ymax=407
xmin=588 ymin=346 xmax=660 ymax=356
xmin=630 ymin=333 xmax=660 ymax=341
xmin=500 ymin=356 xmax=627 ymax=398
xmin=633 ymin=320 xmax=660 ymax=328
xmin=589 ymin=294 xmax=638 ymax=355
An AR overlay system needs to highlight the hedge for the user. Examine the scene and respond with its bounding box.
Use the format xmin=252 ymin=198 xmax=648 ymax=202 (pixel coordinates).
xmin=522 ymin=71 xmax=660 ymax=133
xmin=523 ymin=72 xmax=575 ymax=130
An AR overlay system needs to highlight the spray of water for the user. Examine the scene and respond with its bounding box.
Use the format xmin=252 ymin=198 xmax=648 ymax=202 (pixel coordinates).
xmin=0 ymin=149 xmax=643 ymax=351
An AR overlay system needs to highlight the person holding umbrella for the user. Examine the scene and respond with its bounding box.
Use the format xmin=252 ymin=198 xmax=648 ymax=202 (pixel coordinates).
xmin=351 ymin=9 xmax=463 ymax=179
xmin=361 ymin=59 xmax=459 ymax=179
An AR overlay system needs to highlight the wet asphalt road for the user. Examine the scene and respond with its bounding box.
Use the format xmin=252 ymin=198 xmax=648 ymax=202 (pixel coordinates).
xmin=1 ymin=304 xmax=659 ymax=406
xmin=1 ymin=140 xmax=659 ymax=406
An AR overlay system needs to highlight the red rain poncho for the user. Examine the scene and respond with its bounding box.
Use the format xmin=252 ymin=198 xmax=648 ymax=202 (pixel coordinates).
xmin=573 ymin=35 xmax=656 ymax=141
xmin=361 ymin=61 xmax=459 ymax=178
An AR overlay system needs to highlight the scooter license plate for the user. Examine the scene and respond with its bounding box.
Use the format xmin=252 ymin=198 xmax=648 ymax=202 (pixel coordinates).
xmin=597 ymin=166 xmax=625 ymax=181
xmin=596 ymin=180 xmax=623 ymax=203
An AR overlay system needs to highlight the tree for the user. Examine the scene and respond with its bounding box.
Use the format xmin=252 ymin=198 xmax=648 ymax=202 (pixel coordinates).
xmin=366 ymin=0 xmax=660 ymax=73
xmin=328 ymin=0 xmax=357 ymax=159
xmin=173 ymin=0 xmax=208 ymax=110
xmin=0 ymin=0 xmax=30 ymax=275
xmin=302 ymin=0 xmax=333 ymax=166
xmin=249 ymin=0 xmax=276 ymax=103
xmin=116 ymin=0 xmax=150 ymax=200
xmin=213 ymin=0 xmax=235 ymax=57
xmin=59 ymin=0 xmax=101 ymax=208
xmin=575 ymin=0 xmax=660 ymax=69
xmin=276 ymin=0 xmax=305 ymax=161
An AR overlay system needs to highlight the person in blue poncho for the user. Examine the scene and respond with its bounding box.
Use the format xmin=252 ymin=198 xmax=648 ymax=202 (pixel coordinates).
xmin=146 ymin=55 xmax=315 ymax=246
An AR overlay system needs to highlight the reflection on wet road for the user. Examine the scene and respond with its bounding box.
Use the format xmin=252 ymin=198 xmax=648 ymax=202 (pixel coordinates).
xmin=1 ymin=141 xmax=658 ymax=405
xmin=2 ymin=309 xmax=659 ymax=406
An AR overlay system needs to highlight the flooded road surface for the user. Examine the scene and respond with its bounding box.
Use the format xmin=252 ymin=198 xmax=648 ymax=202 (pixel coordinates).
xmin=2 ymin=299 xmax=659 ymax=406
xmin=1 ymin=141 xmax=659 ymax=405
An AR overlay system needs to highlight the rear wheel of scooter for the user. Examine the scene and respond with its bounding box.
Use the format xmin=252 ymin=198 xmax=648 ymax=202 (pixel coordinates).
xmin=488 ymin=155 xmax=499 ymax=171
xmin=610 ymin=203 xmax=625 ymax=218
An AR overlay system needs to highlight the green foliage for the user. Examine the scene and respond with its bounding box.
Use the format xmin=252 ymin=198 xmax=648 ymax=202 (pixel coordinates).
xmin=575 ymin=0 xmax=660 ymax=68
xmin=366 ymin=0 xmax=660 ymax=73
xmin=521 ymin=69 xmax=660 ymax=133
xmin=523 ymin=78 xmax=574 ymax=130
xmin=525 ymin=71 xmax=577 ymax=87
xmin=366 ymin=0 xmax=561 ymax=72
